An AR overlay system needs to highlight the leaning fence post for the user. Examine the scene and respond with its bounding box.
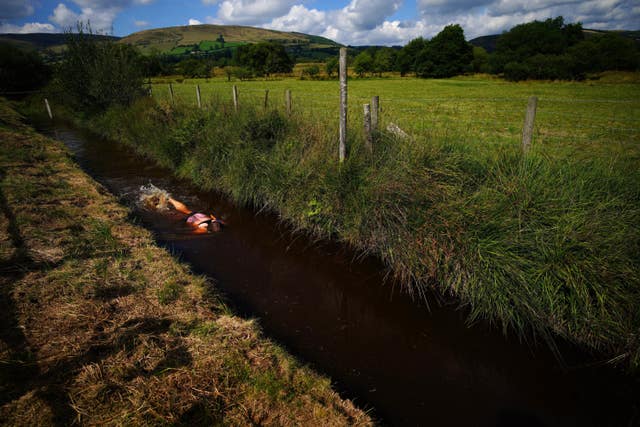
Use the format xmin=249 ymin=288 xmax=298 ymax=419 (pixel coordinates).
xmin=339 ymin=47 xmax=348 ymax=163
xmin=522 ymin=96 xmax=538 ymax=152
xmin=196 ymin=84 xmax=202 ymax=109
xmin=285 ymin=89 xmax=292 ymax=116
xmin=232 ymin=85 xmax=239 ymax=112
xmin=364 ymin=103 xmax=373 ymax=154
xmin=264 ymin=89 xmax=269 ymax=110
xmin=44 ymin=98 xmax=52 ymax=120
xmin=371 ymin=96 xmax=379 ymax=131
xmin=169 ymin=83 xmax=174 ymax=103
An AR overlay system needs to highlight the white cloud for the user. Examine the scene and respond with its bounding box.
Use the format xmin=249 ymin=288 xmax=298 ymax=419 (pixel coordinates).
xmin=0 ymin=21 xmax=57 ymax=33
xmin=189 ymin=18 xmax=203 ymax=25
xmin=0 ymin=0 xmax=34 ymax=20
xmin=215 ymin=0 xmax=298 ymax=25
xmin=336 ymin=0 xmax=402 ymax=31
xmin=134 ymin=19 xmax=149 ymax=27
xmin=202 ymin=0 xmax=220 ymax=4
xmin=47 ymin=0 xmax=155 ymax=34
xmin=268 ymin=5 xmax=327 ymax=35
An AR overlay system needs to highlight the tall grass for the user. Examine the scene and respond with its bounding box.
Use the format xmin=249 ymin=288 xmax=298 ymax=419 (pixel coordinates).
xmin=88 ymin=77 xmax=640 ymax=369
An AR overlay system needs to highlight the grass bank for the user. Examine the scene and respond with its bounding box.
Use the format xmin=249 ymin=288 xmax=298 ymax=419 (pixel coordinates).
xmin=0 ymin=99 xmax=372 ymax=425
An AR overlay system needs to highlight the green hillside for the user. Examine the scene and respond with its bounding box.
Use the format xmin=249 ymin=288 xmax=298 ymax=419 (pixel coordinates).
xmin=119 ymin=24 xmax=342 ymax=61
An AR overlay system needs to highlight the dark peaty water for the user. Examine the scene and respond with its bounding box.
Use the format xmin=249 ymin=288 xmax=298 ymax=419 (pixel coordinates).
xmin=42 ymin=122 xmax=638 ymax=426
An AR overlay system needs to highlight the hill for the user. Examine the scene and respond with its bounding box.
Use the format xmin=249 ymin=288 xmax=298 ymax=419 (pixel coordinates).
xmin=0 ymin=32 xmax=119 ymax=50
xmin=119 ymin=24 xmax=342 ymax=61
xmin=469 ymin=29 xmax=640 ymax=52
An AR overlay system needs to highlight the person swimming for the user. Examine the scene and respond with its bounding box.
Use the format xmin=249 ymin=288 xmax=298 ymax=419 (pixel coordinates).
xmin=167 ymin=197 xmax=224 ymax=233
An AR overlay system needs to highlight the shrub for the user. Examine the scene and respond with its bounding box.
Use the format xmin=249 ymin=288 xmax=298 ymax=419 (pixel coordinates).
xmin=57 ymin=23 xmax=145 ymax=112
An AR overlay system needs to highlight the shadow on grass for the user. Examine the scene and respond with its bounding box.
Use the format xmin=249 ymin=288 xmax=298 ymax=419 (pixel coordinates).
xmin=0 ymin=169 xmax=195 ymax=424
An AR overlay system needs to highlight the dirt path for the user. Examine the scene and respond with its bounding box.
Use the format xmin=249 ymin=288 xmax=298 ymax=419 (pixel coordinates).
xmin=0 ymin=103 xmax=372 ymax=426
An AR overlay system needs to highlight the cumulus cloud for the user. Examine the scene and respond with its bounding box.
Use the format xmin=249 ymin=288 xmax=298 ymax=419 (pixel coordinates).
xmin=214 ymin=0 xmax=298 ymax=25
xmin=0 ymin=21 xmax=56 ymax=33
xmin=0 ymin=0 xmax=34 ymax=20
xmin=47 ymin=0 xmax=155 ymax=33
xmin=189 ymin=18 xmax=203 ymax=25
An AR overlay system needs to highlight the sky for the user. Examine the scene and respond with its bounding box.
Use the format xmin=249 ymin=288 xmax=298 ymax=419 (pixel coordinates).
xmin=0 ymin=0 xmax=638 ymax=46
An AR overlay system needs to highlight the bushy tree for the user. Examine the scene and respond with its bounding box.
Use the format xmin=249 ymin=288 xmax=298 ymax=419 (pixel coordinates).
xmin=396 ymin=37 xmax=427 ymax=76
xmin=400 ymin=25 xmax=472 ymax=78
xmin=58 ymin=23 xmax=145 ymax=112
xmin=235 ymin=42 xmax=293 ymax=76
xmin=325 ymin=57 xmax=338 ymax=77
xmin=0 ymin=42 xmax=50 ymax=92
xmin=353 ymin=51 xmax=374 ymax=77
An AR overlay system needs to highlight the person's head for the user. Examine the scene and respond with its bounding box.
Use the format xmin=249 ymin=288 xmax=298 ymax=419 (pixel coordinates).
xmin=209 ymin=220 xmax=223 ymax=233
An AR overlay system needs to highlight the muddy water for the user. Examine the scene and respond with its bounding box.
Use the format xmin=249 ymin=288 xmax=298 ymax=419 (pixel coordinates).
xmin=44 ymin=123 xmax=637 ymax=426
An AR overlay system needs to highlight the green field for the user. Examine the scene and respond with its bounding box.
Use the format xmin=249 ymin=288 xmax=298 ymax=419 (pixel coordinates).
xmin=168 ymin=41 xmax=246 ymax=55
xmin=151 ymin=74 xmax=639 ymax=160
xmin=91 ymin=73 xmax=640 ymax=368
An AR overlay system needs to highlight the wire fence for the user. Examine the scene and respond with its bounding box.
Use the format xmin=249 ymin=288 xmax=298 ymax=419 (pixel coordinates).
xmin=21 ymin=78 xmax=640 ymax=153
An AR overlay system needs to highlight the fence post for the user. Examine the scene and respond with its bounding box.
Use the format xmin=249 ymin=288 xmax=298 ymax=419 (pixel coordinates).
xmin=169 ymin=83 xmax=174 ymax=103
xmin=264 ymin=89 xmax=269 ymax=110
xmin=364 ymin=103 xmax=373 ymax=154
xmin=232 ymin=85 xmax=239 ymax=112
xmin=339 ymin=47 xmax=347 ymax=163
xmin=371 ymin=96 xmax=379 ymax=131
xmin=44 ymin=98 xmax=52 ymax=120
xmin=196 ymin=84 xmax=202 ymax=109
xmin=522 ymin=96 xmax=538 ymax=152
xmin=285 ymin=89 xmax=292 ymax=116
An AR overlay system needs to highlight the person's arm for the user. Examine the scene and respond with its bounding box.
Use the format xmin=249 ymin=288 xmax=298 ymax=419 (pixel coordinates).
xmin=168 ymin=197 xmax=191 ymax=215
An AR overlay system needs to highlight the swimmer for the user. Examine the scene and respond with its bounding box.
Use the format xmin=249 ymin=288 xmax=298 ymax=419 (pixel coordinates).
xmin=167 ymin=197 xmax=224 ymax=234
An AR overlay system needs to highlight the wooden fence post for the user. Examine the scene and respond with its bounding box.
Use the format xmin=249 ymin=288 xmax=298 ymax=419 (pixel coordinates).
xmin=44 ymin=98 xmax=52 ymax=120
xmin=364 ymin=103 xmax=373 ymax=154
xmin=522 ymin=96 xmax=538 ymax=152
xmin=285 ymin=89 xmax=292 ymax=116
xmin=371 ymin=96 xmax=379 ymax=131
xmin=339 ymin=47 xmax=347 ymax=163
xmin=264 ymin=89 xmax=269 ymax=110
xmin=196 ymin=84 xmax=202 ymax=109
xmin=168 ymin=83 xmax=174 ymax=103
xmin=232 ymin=85 xmax=239 ymax=112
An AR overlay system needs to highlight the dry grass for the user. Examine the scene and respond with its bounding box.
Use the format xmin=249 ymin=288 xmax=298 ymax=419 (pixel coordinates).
xmin=0 ymin=104 xmax=372 ymax=426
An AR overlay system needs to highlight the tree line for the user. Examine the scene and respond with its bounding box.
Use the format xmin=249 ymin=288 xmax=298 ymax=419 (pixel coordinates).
xmin=350 ymin=17 xmax=639 ymax=81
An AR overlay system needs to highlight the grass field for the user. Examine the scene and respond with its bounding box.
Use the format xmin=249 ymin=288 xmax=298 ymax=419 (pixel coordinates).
xmin=78 ymin=73 xmax=640 ymax=369
xmin=151 ymin=74 xmax=639 ymax=161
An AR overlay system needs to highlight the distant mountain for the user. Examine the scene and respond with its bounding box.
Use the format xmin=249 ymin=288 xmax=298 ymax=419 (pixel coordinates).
xmin=470 ymin=29 xmax=640 ymax=52
xmin=0 ymin=32 xmax=119 ymax=50
xmin=119 ymin=24 xmax=342 ymax=61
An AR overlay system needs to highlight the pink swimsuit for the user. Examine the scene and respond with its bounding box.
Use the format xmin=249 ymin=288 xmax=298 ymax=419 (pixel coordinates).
xmin=186 ymin=212 xmax=209 ymax=225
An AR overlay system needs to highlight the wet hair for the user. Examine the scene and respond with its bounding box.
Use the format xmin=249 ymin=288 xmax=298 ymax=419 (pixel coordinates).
xmin=209 ymin=221 xmax=223 ymax=233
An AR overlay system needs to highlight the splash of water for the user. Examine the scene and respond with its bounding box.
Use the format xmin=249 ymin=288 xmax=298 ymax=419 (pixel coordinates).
xmin=139 ymin=183 xmax=171 ymax=211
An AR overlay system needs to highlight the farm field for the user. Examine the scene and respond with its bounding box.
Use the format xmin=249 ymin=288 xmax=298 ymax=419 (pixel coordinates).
xmin=150 ymin=74 xmax=640 ymax=161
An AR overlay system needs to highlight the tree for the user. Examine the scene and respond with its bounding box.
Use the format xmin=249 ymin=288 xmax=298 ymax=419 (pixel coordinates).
xmin=491 ymin=17 xmax=583 ymax=74
xmin=235 ymin=42 xmax=293 ymax=76
xmin=397 ymin=37 xmax=426 ymax=76
xmin=415 ymin=24 xmax=473 ymax=78
xmin=57 ymin=23 xmax=145 ymax=112
xmin=325 ymin=57 xmax=338 ymax=77
xmin=0 ymin=42 xmax=50 ymax=92
xmin=353 ymin=51 xmax=374 ymax=77
xmin=373 ymin=48 xmax=395 ymax=76
xmin=302 ymin=64 xmax=320 ymax=79
xmin=471 ymin=46 xmax=490 ymax=73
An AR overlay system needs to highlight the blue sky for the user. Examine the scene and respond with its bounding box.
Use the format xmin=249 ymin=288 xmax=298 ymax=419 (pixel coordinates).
xmin=1 ymin=0 xmax=638 ymax=45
